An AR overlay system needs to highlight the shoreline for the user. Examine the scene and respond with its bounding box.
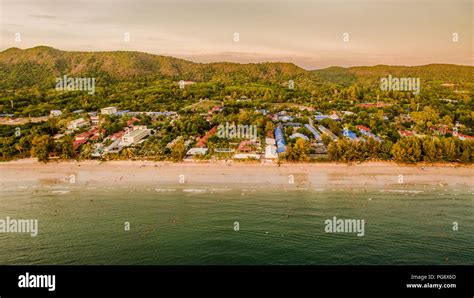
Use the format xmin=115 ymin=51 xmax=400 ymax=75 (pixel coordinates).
xmin=1 ymin=159 xmax=473 ymax=189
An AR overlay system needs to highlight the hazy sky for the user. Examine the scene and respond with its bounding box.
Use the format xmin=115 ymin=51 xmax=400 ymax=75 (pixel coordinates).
xmin=0 ymin=0 xmax=472 ymax=69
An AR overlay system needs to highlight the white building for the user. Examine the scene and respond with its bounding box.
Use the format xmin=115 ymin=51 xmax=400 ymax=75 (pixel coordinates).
xmin=50 ymin=110 xmax=62 ymax=117
xmin=265 ymin=145 xmax=278 ymax=159
xmin=121 ymin=129 xmax=150 ymax=146
xmin=130 ymin=125 xmax=147 ymax=131
xmin=101 ymin=107 xmax=117 ymax=115
xmin=67 ymin=118 xmax=89 ymax=130
xmin=265 ymin=137 xmax=276 ymax=145
xmin=186 ymin=148 xmax=208 ymax=156
xmin=90 ymin=116 xmax=100 ymax=125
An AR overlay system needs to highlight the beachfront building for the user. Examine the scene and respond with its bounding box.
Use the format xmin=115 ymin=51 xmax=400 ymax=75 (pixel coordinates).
xmin=73 ymin=139 xmax=87 ymax=151
xmin=67 ymin=118 xmax=90 ymax=130
xmin=121 ymin=129 xmax=151 ymax=146
xmin=186 ymin=148 xmax=208 ymax=157
xmin=265 ymin=137 xmax=276 ymax=145
xmin=238 ymin=140 xmax=255 ymax=152
xmin=275 ymin=126 xmax=286 ymax=153
xmin=265 ymin=145 xmax=278 ymax=159
xmin=101 ymin=107 xmax=117 ymax=115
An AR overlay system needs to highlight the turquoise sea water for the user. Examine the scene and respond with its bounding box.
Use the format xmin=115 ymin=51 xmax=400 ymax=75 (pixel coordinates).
xmin=0 ymin=183 xmax=473 ymax=265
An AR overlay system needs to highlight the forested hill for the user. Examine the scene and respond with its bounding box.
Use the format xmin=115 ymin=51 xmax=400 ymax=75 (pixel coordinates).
xmin=312 ymin=64 xmax=474 ymax=86
xmin=0 ymin=46 xmax=306 ymax=88
xmin=1 ymin=46 xmax=473 ymax=89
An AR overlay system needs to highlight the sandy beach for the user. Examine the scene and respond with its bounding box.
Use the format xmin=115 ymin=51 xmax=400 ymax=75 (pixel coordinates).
xmin=0 ymin=159 xmax=472 ymax=189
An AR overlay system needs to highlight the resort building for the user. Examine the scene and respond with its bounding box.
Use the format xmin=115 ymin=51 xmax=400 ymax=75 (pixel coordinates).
xmin=72 ymin=139 xmax=87 ymax=151
xmin=274 ymin=126 xmax=286 ymax=153
xmin=67 ymin=118 xmax=90 ymax=130
xmin=305 ymin=124 xmax=322 ymax=141
xmin=265 ymin=145 xmax=278 ymax=159
xmin=101 ymin=107 xmax=117 ymax=115
xmin=121 ymin=129 xmax=151 ymax=146
xmin=90 ymin=116 xmax=100 ymax=125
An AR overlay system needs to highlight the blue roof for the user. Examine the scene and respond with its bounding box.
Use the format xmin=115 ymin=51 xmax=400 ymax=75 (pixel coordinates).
xmin=315 ymin=115 xmax=330 ymax=121
xmin=305 ymin=124 xmax=321 ymax=140
xmin=343 ymin=129 xmax=357 ymax=139
xmin=275 ymin=126 xmax=286 ymax=153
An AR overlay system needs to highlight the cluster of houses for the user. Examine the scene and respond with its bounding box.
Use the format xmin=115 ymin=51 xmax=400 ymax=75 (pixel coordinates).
xmin=181 ymin=110 xmax=353 ymax=161
xmin=400 ymin=124 xmax=474 ymax=141
xmin=43 ymin=100 xmax=474 ymax=160
xmin=50 ymin=107 xmax=178 ymax=156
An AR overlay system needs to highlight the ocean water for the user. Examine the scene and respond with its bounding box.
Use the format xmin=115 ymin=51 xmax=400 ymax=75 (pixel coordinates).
xmin=0 ymin=183 xmax=473 ymax=265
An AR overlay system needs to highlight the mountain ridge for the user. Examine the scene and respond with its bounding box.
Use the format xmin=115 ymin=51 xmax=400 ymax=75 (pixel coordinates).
xmin=1 ymin=46 xmax=473 ymax=89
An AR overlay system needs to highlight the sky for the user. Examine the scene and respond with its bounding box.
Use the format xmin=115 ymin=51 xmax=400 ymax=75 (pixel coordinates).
xmin=0 ymin=0 xmax=472 ymax=69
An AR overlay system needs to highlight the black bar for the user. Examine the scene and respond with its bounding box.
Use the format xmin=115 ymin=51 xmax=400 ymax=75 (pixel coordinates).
xmin=0 ymin=265 xmax=472 ymax=297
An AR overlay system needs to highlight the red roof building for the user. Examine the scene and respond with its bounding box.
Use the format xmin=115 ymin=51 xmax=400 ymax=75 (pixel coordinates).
xmin=238 ymin=140 xmax=254 ymax=152
xmin=399 ymin=130 xmax=414 ymax=137
xmin=357 ymin=103 xmax=391 ymax=108
xmin=73 ymin=139 xmax=87 ymax=151
xmin=127 ymin=117 xmax=140 ymax=126
xmin=196 ymin=126 xmax=217 ymax=148
xmin=356 ymin=125 xmax=371 ymax=132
